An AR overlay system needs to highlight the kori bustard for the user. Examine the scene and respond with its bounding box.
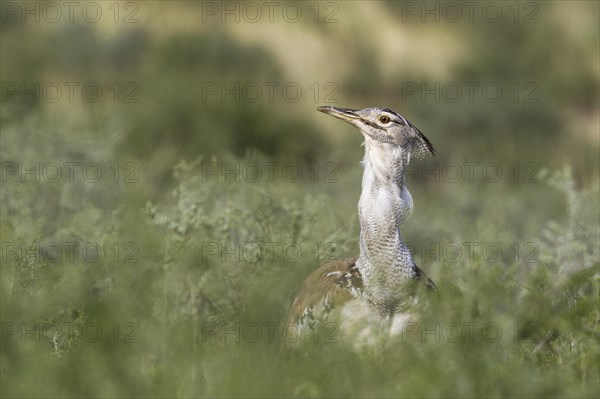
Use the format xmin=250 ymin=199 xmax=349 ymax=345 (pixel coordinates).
xmin=286 ymin=106 xmax=436 ymax=347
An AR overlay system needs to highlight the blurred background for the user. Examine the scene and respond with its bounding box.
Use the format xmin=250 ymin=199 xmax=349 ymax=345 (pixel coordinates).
xmin=1 ymin=1 xmax=598 ymax=398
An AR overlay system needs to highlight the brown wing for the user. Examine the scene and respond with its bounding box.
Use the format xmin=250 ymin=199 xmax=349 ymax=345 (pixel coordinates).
xmin=284 ymin=258 xmax=434 ymax=351
xmin=287 ymin=257 xmax=360 ymax=325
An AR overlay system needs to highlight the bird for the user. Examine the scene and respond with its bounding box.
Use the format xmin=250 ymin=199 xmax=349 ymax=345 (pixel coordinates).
xmin=285 ymin=106 xmax=436 ymax=349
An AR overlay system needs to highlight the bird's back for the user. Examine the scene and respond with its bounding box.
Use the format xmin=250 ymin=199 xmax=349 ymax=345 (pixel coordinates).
xmin=288 ymin=257 xmax=361 ymax=326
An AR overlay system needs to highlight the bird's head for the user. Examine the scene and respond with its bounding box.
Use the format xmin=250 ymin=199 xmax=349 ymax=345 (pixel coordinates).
xmin=317 ymin=106 xmax=435 ymax=159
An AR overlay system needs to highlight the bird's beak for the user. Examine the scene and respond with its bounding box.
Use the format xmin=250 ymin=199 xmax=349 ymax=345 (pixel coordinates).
xmin=317 ymin=106 xmax=361 ymax=124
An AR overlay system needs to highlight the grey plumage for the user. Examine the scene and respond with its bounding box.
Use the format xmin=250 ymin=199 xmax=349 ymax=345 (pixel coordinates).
xmin=317 ymin=106 xmax=434 ymax=316
xmin=287 ymin=106 xmax=435 ymax=347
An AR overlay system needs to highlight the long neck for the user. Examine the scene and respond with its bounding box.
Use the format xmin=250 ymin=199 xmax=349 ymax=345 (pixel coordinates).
xmin=357 ymin=141 xmax=417 ymax=311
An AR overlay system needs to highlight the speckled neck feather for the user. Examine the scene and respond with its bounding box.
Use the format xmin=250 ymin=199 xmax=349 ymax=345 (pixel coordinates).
xmin=357 ymin=138 xmax=418 ymax=315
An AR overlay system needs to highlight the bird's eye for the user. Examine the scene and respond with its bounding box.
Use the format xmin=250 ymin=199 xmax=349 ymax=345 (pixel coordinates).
xmin=379 ymin=115 xmax=391 ymax=124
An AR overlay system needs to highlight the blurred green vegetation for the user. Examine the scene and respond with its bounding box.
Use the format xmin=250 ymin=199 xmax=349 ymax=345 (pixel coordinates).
xmin=1 ymin=1 xmax=599 ymax=398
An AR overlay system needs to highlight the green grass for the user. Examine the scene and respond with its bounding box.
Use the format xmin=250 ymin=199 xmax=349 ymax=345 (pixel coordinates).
xmin=1 ymin=149 xmax=598 ymax=397
xmin=1 ymin=1 xmax=599 ymax=397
